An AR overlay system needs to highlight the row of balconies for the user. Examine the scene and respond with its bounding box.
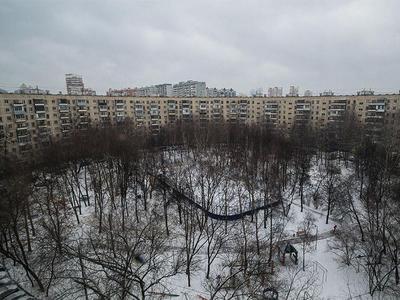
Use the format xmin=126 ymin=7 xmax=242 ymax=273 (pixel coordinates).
xmin=295 ymin=104 xmax=311 ymax=111
xmin=367 ymin=104 xmax=385 ymax=112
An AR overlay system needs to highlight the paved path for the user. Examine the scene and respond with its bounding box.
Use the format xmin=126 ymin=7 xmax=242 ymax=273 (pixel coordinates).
xmin=0 ymin=266 xmax=36 ymax=300
xmin=277 ymin=229 xmax=335 ymax=246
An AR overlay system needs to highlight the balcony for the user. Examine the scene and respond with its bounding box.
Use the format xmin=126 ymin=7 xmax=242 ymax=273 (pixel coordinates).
xmin=213 ymin=104 xmax=221 ymax=109
xmin=99 ymin=105 xmax=108 ymax=112
xmin=367 ymin=105 xmax=385 ymax=113
xmin=13 ymin=106 xmax=26 ymax=115
xmin=14 ymin=114 xmax=27 ymax=122
xmin=16 ymin=129 xmax=29 ymax=138
xmin=61 ymin=117 xmax=72 ymax=124
xmin=17 ymin=136 xmax=30 ymax=145
xmin=116 ymin=116 xmax=125 ymax=123
xmin=328 ymin=110 xmax=345 ymax=116
xmin=199 ymin=104 xmax=208 ymax=110
xmin=116 ymin=106 xmax=124 ymax=111
xmin=329 ymin=104 xmax=346 ymax=111
xmin=265 ymin=112 xmax=278 ymax=119
xmin=77 ymin=106 xmax=87 ymax=112
xmin=150 ymin=109 xmax=159 ymax=116
xmin=135 ymin=106 xmax=144 ymax=115
xmin=59 ymin=104 xmax=70 ymax=112
xmin=230 ymin=108 xmax=238 ymax=115
xmin=182 ymin=108 xmax=191 ymax=115
xmin=295 ymin=104 xmax=311 ymax=111
xmin=38 ymin=127 xmax=50 ymax=136
xmin=37 ymin=121 xmax=48 ymax=128
xmin=265 ymin=104 xmax=278 ymax=110
xmin=62 ymin=125 xmax=72 ymax=132
xmin=35 ymin=112 xmax=46 ymax=120
xmin=60 ymin=113 xmax=70 ymax=119
xmin=16 ymin=124 xmax=28 ymax=131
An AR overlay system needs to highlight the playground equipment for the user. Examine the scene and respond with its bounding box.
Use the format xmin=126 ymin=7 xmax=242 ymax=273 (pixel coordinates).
xmin=277 ymin=243 xmax=298 ymax=265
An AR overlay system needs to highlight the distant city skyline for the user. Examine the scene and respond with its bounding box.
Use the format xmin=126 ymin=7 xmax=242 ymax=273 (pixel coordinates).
xmin=0 ymin=77 xmax=393 ymax=97
xmin=0 ymin=1 xmax=399 ymax=96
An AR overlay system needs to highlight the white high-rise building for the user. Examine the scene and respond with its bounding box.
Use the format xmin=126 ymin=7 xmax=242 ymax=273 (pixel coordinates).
xmin=207 ymin=87 xmax=236 ymax=97
xmin=320 ymin=90 xmax=335 ymax=96
xmin=287 ymin=86 xmax=299 ymax=97
xmin=173 ymin=80 xmax=206 ymax=97
xmin=357 ymin=89 xmax=374 ymax=96
xmin=155 ymin=84 xmax=172 ymax=96
xmin=65 ymin=74 xmax=84 ymax=95
xmin=268 ymin=87 xmax=283 ymax=97
xmin=66 ymin=74 xmax=96 ymax=95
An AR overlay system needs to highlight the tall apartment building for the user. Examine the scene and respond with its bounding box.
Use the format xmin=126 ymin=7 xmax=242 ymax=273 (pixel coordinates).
xmin=108 ymin=84 xmax=172 ymax=97
xmin=107 ymin=88 xmax=138 ymax=97
xmin=268 ymin=87 xmax=283 ymax=97
xmin=138 ymin=84 xmax=173 ymax=97
xmin=320 ymin=90 xmax=335 ymax=96
xmin=207 ymin=87 xmax=236 ymax=97
xmin=251 ymin=88 xmax=264 ymax=97
xmin=287 ymin=86 xmax=299 ymax=97
xmin=14 ymin=84 xmax=50 ymax=95
xmin=155 ymin=84 xmax=172 ymax=97
xmin=66 ymin=74 xmax=84 ymax=95
xmin=0 ymin=92 xmax=399 ymax=158
xmin=173 ymin=80 xmax=206 ymax=97
xmin=65 ymin=74 xmax=96 ymax=96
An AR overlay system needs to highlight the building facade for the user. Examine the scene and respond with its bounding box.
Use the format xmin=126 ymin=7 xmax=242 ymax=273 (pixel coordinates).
xmin=65 ymin=74 xmax=84 ymax=95
xmin=65 ymin=74 xmax=96 ymax=96
xmin=173 ymin=80 xmax=206 ymax=97
xmin=108 ymin=84 xmax=172 ymax=97
xmin=14 ymin=84 xmax=50 ymax=95
xmin=287 ymin=86 xmax=299 ymax=97
xmin=0 ymin=93 xmax=399 ymax=157
xmin=268 ymin=87 xmax=283 ymax=97
xmin=207 ymin=87 xmax=236 ymax=97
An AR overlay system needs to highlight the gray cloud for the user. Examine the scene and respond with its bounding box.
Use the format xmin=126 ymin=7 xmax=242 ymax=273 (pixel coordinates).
xmin=0 ymin=0 xmax=399 ymax=95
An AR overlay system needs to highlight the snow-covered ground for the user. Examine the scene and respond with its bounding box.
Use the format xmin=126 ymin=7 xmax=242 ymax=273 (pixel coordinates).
xmin=158 ymin=200 xmax=371 ymax=300
xmin=4 ymin=151 xmax=393 ymax=299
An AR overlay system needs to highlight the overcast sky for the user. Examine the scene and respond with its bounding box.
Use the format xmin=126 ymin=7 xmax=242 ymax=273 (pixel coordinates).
xmin=0 ymin=0 xmax=399 ymax=95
